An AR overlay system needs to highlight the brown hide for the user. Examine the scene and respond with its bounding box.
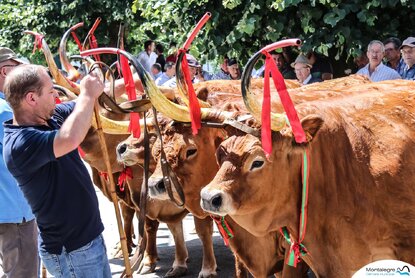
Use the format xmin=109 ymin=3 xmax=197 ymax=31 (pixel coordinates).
xmin=202 ymin=79 xmax=415 ymax=277
xmin=118 ymin=76 xmax=371 ymax=277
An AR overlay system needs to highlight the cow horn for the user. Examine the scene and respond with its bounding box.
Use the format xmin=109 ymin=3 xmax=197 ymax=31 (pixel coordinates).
xmin=141 ymin=65 xmax=233 ymax=123
xmin=24 ymin=31 xmax=81 ymax=95
xmin=241 ymin=39 xmax=301 ymax=131
xmin=175 ymin=51 xmax=211 ymax=108
xmin=91 ymin=114 xmax=154 ymax=134
xmin=59 ymin=23 xmax=83 ymax=82
xmin=80 ymin=47 xmax=232 ymax=123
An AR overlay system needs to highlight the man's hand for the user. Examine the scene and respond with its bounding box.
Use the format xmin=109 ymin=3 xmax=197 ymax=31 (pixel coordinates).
xmin=80 ymin=71 xmax=104 ymax=99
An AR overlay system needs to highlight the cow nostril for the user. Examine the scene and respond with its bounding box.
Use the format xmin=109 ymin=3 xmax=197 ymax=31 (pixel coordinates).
xmin=118 ymin=144 xmax=127 ymax=155
xmin=211 ymin=194 xmax=222 ymax=208
xmin=156 ymin=181 xmax=165 ymax=191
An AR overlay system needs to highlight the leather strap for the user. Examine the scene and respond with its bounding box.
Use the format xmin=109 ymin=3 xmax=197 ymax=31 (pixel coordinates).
xmin=152 ymin=107 xmax=186 ymax=207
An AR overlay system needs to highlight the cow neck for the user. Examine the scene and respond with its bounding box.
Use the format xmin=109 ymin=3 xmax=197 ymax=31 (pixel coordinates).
xmin=280 ymin=148 xmax=310 ymax=268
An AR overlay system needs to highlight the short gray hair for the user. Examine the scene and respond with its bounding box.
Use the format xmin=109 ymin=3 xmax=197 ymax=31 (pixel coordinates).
xmin=367 ymin=40 xmax=385 ymax=53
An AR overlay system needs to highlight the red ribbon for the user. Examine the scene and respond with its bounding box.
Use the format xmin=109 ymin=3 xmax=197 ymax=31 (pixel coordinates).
xmin=86 ymin=18 xmax=101 ymax=61
xmin=71 ymin=31 xmax=83 ymax=51
xmin=120 ymin=49 xmax=141 ymax=138
xmin=179 ymin=49 xmax=201 ymax=135
xmin=117 ymin=167 xmax=133 ymax=192
xmin=31 ymin=34 xmax=44 ymax=54
xmin=261 ymin=51 xmax=306 ymax=156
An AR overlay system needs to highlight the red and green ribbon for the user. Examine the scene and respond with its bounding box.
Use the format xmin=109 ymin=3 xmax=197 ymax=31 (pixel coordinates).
xmin=280 ymin=149 xmax=310 ymax=267
xmin=211 ymin=215 xmax=234 ymax=246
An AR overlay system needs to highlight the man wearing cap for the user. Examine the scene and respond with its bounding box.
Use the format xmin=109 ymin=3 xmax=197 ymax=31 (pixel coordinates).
xmin=400 ymin=37 xmax=415 ymax=80
xmin=357 ymin=40 xmax=401 ymax=82
xmin=163 ymin=54 xmax=201 ymax=88
xmin=292 ymin=54 xmax=322 ymax=85
xmin=0 ymin=47 xmax=38 ymax=277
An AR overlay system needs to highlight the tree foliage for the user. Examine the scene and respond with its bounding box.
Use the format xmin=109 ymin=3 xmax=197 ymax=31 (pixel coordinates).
xmin=132 ymin=0 xmax=415 ymax=66
xmin=1 ymin=0 xmax=415 ymax=71
xmin=0 ymin=0 xmax=137 ymax=65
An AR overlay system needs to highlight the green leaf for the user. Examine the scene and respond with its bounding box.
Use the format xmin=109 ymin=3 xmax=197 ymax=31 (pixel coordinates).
xmin=222 ymin=0 xmax=242 ymax=9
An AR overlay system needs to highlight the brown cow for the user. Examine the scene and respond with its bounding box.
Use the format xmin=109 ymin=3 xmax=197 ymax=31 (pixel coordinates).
xmin=80 ymin=118 xmax=194 ymax=276
xmin=117 ymin=79 xmax=342 ymax=276
xmin=116 ymin=128 xmax=220 ymax=277
xmin=200 ymin=80 xmax=415 ymax=277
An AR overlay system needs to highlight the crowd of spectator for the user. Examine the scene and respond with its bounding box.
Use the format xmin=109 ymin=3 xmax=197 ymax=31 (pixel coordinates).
xmin=140 ymin=36 xmax=415 ymax=88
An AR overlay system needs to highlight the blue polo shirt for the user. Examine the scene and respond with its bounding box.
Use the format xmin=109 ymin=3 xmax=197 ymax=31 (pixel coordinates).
xmin=3 ymin=101 xmax=104 ymax=254
xmin=0 ymin=92 xmax=34 ymax=223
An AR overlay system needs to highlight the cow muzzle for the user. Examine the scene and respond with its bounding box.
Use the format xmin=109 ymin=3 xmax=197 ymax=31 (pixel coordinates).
xmin=148 ymin=176 xmax=169 ymax=200
xmin=116 ymin=142 xmax=137 ymax=166
xmin=200 ymin=188 xmax=233 ymax=216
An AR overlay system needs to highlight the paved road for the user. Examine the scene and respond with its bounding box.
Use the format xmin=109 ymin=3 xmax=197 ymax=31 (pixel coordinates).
xmin=97 ymin=189 xmax=236 ymax=278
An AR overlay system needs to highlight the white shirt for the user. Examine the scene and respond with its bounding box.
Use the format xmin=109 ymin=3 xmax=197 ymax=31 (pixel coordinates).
xmin=137 ymin=51 xmax=157 ymax=76
xmin=357 ymin=63 xmax=401 ymax=82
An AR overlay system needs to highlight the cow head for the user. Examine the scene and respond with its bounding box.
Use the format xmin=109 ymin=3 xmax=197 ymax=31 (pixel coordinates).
xmin=116 ymin=132 xmax=158 ymax=168
xmin=148 ymin=122 xmax=226 ymax=218
xmin=200 ymin=114 xmax=323 ymax=236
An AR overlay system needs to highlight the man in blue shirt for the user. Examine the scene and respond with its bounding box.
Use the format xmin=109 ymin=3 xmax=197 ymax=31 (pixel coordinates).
xmin=0 ymin=47 xmax=38 ymax=278
xmin=357 ymin=40 xmax=401 ymax=82
xmin=400 ymin=37 xmax=415 ymax=80
xmin=3 ymin=64 xmax=110 ymax=277
xmin=155 ymin=61 xmax=175 ymax=86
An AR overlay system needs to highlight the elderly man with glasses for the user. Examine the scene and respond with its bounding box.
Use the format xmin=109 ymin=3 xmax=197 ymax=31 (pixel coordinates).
xmin=400 ymin=37 xmax=415 ymax=80
xmin=357 ymin=40 xmax=401 ymax=82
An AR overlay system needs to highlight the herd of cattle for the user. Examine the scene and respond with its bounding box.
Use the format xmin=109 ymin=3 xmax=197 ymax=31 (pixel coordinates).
xmin=30 ymin=27 xmax=415 ymax=278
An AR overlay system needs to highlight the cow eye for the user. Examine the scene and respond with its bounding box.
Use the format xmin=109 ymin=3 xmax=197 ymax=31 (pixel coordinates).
xmin=185 ymin=147 xmax=197 ymax=159
xmin=250 ymin=160 xmax=264 ymax=171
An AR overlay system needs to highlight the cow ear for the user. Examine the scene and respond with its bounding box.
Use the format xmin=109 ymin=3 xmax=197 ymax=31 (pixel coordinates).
xmin=196 ymin=87 xmax=209 ymax=101
xmin=301 ymin=114 xmax=324 ymax=142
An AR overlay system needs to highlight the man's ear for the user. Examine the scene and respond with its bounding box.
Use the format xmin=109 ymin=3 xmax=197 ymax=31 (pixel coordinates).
xmin=24 ymin=92 xmax=37 ymax=106
xmin=301 ymin=114 xmax=324 ymax=142
xmin=0 ymin=66 xmax=7 ymax=76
